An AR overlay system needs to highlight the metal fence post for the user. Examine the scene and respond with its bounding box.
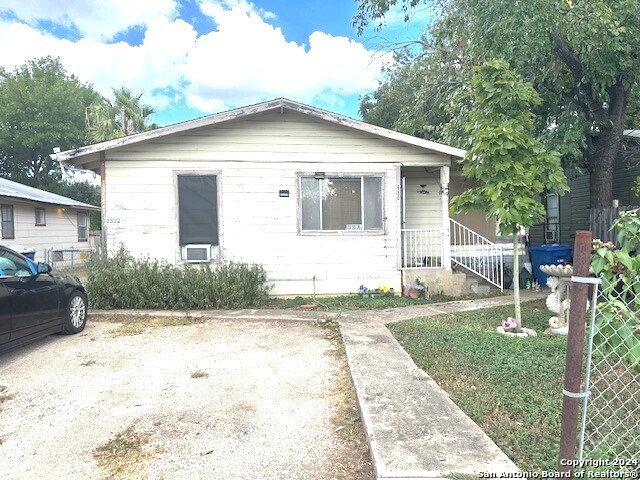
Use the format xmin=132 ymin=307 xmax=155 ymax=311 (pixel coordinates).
xmin=558 ymin=230 xmax=592 ymax=475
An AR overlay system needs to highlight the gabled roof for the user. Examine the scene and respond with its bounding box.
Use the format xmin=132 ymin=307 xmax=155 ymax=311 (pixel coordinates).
xmin=0 ymin=178 xmax=100 ymax=211
xmin=53 ymin=97 xmax=465 ymax=166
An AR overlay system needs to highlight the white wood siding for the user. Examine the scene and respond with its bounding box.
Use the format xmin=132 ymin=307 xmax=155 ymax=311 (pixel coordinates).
xmin=1 ymin=199 xmax=90 ymax=262
xmin=403 ymin=171 xmax=443 ymax=229
xmin=103 ymin=111 xmax=450 ymax=295
xmin=108 ymin=111 xmax=451 ymax=165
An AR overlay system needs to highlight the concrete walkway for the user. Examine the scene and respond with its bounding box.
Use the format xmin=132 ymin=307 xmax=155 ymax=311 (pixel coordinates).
xmin=336 ymin=291 xmax=546 ymax=479
xmin=93 ymin=290 xmax=546 ymax=479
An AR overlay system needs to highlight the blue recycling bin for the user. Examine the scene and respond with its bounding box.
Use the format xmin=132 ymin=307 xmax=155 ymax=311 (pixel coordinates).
xmin=529 ymin=244 xmax=573 ymax=287
xmin=22 ymin=251 xmax=35 ymax=261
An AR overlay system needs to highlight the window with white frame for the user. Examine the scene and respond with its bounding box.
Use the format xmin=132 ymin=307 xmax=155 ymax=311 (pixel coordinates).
xmin=1 ymin=204 xmax=14 ymax=239
xmin=77 ymin=212 xmax=88 ymax=241
xmin=545 ymin=194 xmax=560 ymax=243
xmin=300 ymin=175 xmax=383 ymax=231
xmin=35 ymin=207 xmax=46 ymax=226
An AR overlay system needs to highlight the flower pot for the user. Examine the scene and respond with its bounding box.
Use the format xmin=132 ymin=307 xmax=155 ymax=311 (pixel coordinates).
xmin=408 ymin=288 xmax=420 ymax=299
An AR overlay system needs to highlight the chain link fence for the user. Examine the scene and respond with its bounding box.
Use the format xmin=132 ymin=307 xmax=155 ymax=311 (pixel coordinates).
xmin=44 ymin=247 xmax=96 ymax=282
xmin=579 ymin=275 xmax=640 ymax=473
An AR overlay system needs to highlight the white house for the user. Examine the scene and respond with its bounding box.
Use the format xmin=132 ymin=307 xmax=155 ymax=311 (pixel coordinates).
xmin=0 ymin=178 xmax=100 ymax=262
xmin=54 ymin=98 xmax=501 ymax=296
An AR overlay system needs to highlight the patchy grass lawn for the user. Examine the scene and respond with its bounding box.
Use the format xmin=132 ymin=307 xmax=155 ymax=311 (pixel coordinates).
xmin=90 ymin=314 xmax=207 ymax=336
xmin=93 ymin=426 xmax=159 ymax=480
xmin=388 ymin=299 xmax=566 ymax=471
xmin=322 ymin=321 xmax=375 ymax=479
xmin=0 ymin=385 xmax=14 ymax=414
xmin=267 ymin=292 xmax=502 ymax=311
xmin=86 ymin=314 xmax=374 ymax=479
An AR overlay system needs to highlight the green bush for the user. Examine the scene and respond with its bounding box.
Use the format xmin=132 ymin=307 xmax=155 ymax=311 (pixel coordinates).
xmin=87 ymin=246 xmax=272 ymax=309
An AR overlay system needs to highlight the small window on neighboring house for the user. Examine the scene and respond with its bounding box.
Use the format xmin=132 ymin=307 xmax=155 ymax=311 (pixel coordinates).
xmin=1 ymin=204 xmax=14 ymax=239
xmin=545 ymin=194 xmax=560 ymax=243
xmin=35 ymin=207 xmax=46 ymax=226
xmin=300 ymin=175 xmax=383 ymax=231
xmin=77 ymin=212 xmax=88 ymax=242
xmin=178 ymin=174 xmax=219 ymax=261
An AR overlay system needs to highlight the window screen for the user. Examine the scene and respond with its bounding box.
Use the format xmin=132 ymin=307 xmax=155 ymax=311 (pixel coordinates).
xmin=178 ymin=175 xmax=219 ymax=245
xmin=77 ymin=212 xmax=88 ymax=241
xmin=300 ymin=176 xmax=383 ymax=231
xmin=301 ymin=177 xmax=321 ymax=230
xmin=35 ymin=207 xmax=46 ymax=226
xmin=1 ymin=205 xmax=14 ymax=239
xmin=363 ymin=177 xmax=383 ymax=230
xmin=322 ymin=178 xmax=361 ymax=230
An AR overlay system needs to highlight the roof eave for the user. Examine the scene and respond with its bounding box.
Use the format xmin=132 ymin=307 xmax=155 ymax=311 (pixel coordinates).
xmin=54 ymin=98 xmax=466 ymax=163
xmin=0 ymin=194 xmax=100 ymax=211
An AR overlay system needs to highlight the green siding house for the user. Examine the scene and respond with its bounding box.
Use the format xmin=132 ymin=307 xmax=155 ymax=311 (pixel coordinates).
xmin=530 ymin=130 xmax=640 ymax=247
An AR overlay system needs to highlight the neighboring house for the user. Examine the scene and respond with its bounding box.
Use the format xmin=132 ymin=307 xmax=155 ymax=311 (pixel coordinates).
xmin=55 ymin=98 xmax=498 ymax=296
xmin=530 ymin=130 xmax=640 ymax=247
xmin=0 ymin=178 xmax=100 ymax=262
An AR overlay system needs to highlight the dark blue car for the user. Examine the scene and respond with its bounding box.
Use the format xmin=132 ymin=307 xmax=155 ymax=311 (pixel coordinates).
xmin=0 ymin=245 xmax=88 ymax=354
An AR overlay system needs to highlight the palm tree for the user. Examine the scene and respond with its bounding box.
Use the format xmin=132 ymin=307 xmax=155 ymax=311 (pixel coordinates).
xmin=86 ymin=87 xmax=156 ymax=142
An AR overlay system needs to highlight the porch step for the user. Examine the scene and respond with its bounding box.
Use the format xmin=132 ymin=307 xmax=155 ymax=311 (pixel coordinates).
xmin=455 ymin=266 xmax=501 ymax=296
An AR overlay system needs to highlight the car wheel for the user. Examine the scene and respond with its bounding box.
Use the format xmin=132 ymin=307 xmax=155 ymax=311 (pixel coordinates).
xmin=63 ymin=291 xmax=88 ymax=334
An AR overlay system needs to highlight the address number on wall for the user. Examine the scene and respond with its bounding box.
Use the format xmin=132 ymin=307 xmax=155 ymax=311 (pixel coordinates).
xmin=105 ymin=218 xmax=121 ymax=224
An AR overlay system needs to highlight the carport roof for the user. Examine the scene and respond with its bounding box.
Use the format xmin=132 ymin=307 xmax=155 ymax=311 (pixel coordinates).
xmin=0 ymin=178 xmax=100 ymax=210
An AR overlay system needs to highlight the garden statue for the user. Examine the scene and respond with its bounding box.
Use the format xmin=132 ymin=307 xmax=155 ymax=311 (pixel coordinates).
xmin=539 ymin=264 xmax=591 ymax=335
xmin=543 ymin=273 xmax=571 ymax=335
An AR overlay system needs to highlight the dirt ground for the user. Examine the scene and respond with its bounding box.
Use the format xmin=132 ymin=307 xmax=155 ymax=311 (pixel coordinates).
xmin=0 ymin=317 xmax=373 ymax=480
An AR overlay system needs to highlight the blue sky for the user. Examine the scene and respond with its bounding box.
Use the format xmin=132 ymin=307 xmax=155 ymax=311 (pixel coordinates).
xmin=0 ymin=0 xmax=431 ymax=126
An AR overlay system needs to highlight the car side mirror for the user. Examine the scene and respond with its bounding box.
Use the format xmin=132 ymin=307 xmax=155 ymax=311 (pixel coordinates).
xmin=36 ymin=263 xmax=52 ymax=274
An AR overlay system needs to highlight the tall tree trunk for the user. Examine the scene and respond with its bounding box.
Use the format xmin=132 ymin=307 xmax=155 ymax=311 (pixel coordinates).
xmin=550 ymin=33 xmax=629 ymax=209
xmin=586 ymin=82 xmax=628 ymax=209
xmin=587 ymin=127 xmax=621 ymax=208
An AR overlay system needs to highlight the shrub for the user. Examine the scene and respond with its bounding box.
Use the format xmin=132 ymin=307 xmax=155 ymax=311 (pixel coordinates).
xmin=87 ymin=246 xmax=272 ymax=309
xmin=591 ymin=209 xmax=640 ymax=374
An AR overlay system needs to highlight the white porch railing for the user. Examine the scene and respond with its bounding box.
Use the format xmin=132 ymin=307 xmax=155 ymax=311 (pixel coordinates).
xmin=450 ymin=219 xmax=503 ymax=290
xmin=400 ymin=228 xmax=444 ymax=269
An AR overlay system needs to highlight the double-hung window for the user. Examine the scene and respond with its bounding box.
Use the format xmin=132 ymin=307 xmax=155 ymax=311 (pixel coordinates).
xmin=300 ymin=175 xmax=383 ymax=231
xmin=77 ymin=212 xmax=88 ymax=242
xmin=1 ymin=205 xmax=14 ymax=239
xmin=35 ymin=207 xmax=46 ymax=226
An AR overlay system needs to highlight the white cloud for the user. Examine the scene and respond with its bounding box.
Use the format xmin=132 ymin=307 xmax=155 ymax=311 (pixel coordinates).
xmin=185 ymin=94 xmax=228 ymax=112
xmin=197 ymin=0 xmax=276 ymax=21
xmin=0 ymin=0 xmax=178 ymax=40
xmin=0 ymin=17 xmax=196 ymax=107
xmin=183 ymin=4 xmax=391 ymax=110
xmin=0 ymin=1 xmax=391 ymax=122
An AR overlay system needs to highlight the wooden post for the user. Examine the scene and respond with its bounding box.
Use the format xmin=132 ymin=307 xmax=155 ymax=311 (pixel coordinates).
xmin=558 ymin=230 xmax=592 ymax=475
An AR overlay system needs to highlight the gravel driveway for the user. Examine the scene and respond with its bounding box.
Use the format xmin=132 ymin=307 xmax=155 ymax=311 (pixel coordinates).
xmin=0 ymin=317 xmax=371 ymax=479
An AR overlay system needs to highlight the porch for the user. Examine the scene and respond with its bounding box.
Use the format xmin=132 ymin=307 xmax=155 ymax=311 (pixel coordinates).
xmin=399 ymin=166 xmax=504 ymax=290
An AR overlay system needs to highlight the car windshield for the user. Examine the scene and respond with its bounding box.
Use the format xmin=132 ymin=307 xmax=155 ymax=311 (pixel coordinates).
xmin=0 ymin=249 xmax=35 ymax=277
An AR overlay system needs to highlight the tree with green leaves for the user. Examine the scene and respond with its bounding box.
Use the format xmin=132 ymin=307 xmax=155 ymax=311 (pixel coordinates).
xmin=85 ymin=87 xmax=156 ymax=142
xmin=355 ymin=0 xmax=640 ymax=209
xmin=0 ymin=57 xmax=100 ymax=186
xmin=450 ymin=60 xmax=569 ymax=329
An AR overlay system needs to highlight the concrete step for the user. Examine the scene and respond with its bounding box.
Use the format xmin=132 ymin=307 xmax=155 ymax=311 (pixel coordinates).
xmin=453 ymin=264 xmax=503 ymax=294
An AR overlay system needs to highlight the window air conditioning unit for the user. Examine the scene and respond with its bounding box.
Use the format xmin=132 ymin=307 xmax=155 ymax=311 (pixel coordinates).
xmin=185 ymin=244 xmax=211 ymax=262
